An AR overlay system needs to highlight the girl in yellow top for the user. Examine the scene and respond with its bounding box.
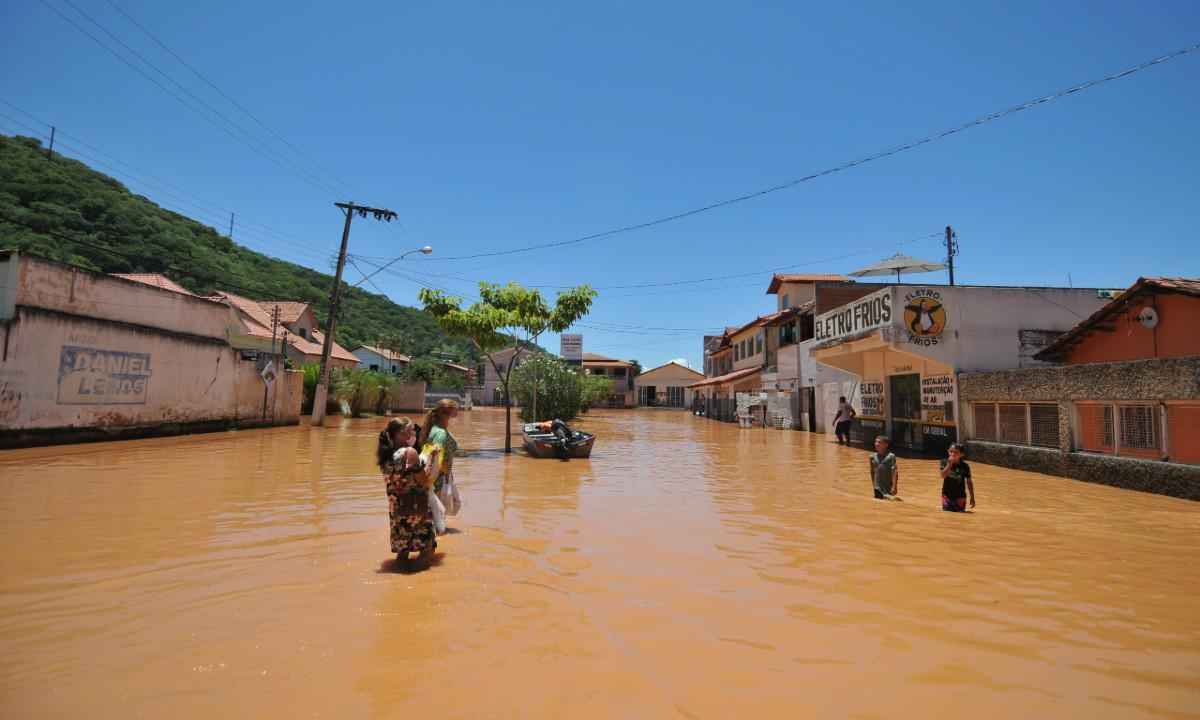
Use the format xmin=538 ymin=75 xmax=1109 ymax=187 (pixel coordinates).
xmin=420 ymin=399 xmax=462 ymax=526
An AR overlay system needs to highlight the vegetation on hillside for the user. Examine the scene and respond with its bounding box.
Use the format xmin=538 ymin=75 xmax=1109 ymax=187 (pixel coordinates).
xmin=0 ymin=134 xmax=475 ymax=361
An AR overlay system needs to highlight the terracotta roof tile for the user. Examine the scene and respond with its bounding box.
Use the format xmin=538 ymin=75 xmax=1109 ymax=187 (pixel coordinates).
xmin=111 ymin=273 xmax=197 ymax=297
xmin=687 ymin=366 xmax=762 ymax=388
xmin=260 ymin=301 xmax=311 ymax=324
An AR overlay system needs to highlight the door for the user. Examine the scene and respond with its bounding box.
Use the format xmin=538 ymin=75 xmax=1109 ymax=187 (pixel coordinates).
xmin=889 ymin=373 xmax=922 ymax=450
xmin=640 ymin=385 xmax=657 ymax=406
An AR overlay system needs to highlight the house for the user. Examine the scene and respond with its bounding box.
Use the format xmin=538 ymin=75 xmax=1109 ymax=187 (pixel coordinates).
xmin=352 ymin=345 xmax=410 ymax=374
xmin=955 ymin=277 xmax=1200 ymax=495
xmin=634 ymin=361 xmax=704 ymax=408
xmin=210 ymin=292 xmax=359 ymax=369
xmin=811 ymin=282 xmax=1108 ymax=455
xmin=474 ymin=347 xmax=527 ymax=406
xmin=582 ymin=353 xmax=636 ymax=408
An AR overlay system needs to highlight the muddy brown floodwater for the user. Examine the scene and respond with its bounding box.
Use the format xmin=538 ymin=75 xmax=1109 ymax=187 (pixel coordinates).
xmin=2 ymin=409 xmax=1199 ymax=718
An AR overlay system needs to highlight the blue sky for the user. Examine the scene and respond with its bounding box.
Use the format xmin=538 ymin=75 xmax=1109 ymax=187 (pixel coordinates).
xmin=2 ymin=1 xmax=1198 ymax=369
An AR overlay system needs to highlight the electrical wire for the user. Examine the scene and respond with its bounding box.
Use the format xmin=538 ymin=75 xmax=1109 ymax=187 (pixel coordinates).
xmin=101 ymin=0 xmax=355 ymax=195
xmin=40 ymin=0 xmax=343 ymax=198
xmin=419 ymin=42 xmax=1200 ymax=263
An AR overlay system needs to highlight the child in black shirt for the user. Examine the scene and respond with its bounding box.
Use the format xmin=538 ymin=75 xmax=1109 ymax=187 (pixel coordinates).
xmin=939 ymin=443 xmax=975 ymax=512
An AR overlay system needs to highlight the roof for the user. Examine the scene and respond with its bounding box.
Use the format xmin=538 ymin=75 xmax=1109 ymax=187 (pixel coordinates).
xmin=214 ymin=291 xmax=356 ymax=363
xmin=1035 ymin=277 xmax=1200 ymax=361
xmin=288 ymin=329 xmax=358 ymax=363
xmin=726 ymin=305 xmax=805 ymax=339
xmin=687 ymin=366 xmax=762 ymax=389
xmin=262 ymin=301 xmax=310 ymax=325
xmin=767 ymin=274 xmax=853 ymax=294
xmin=636 ymin=361 xmax=704 ymax=381
xmin=441 ymin=361 xmax=471 ymax=373
xmin=111 ymin=273 xmax=198 ymax=297
xmin=582 ymin=353 xmax=633 ymax=367
xmin=354 ymin=345 xmax=411 ymax=363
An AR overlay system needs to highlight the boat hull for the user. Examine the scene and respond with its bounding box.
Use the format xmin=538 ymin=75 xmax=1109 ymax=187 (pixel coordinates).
xmin=521 ymin=424 xmax=595 ymax=459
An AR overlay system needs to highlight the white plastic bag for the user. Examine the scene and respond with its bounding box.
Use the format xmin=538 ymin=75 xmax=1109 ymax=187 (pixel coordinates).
xmin=428 ymin=487 xmax=447 ymax=535
xmin=438 ymin=472 xmax=462 ymax=517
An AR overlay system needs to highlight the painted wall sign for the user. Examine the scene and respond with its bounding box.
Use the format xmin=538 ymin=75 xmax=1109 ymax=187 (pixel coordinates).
xmin=560 ymin=334 xmax=583 ymax=362
xmin=902 ymin=288 xmax=947 ymax=347
xmin=57 ymin=346 xmax=152 ymax=405
xmin=921 ymin=373 xmax=955 ymax=423
xmin=860 ymin=380 xmax=885 ymax=417
xmin=815 ymin=288 xmax=892 ymax=344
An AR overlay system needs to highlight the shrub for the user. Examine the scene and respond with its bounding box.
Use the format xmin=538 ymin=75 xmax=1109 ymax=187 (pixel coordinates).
xmin=511 ymin=354 xmax=583 ymax=422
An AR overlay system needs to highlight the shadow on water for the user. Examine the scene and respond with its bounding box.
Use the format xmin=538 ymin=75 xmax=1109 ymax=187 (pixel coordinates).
xmin=377 ymin=552 xmax=445 ymax=574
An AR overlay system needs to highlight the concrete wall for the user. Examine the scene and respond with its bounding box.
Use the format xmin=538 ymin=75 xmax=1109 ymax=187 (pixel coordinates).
xmin=0 ymin=254 xmax=302 ymax=447
xmin=775 ymin=281 xmax=817 ymax=312
xmin=958 ymin=356 xmax=1200 ymax=403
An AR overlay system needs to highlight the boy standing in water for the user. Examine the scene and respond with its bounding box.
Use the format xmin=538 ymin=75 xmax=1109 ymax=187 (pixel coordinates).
xmin=868 ymin=436 xmax=898 ymax=500
xmin=940 ymin=443 xmax=975 ymax=512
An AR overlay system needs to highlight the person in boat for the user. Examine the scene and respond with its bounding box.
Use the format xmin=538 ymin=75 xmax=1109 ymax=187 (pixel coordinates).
xmin=420 ymin=399 xmax=462 ymax=527
xmin=534 ymin=418 xmax=575 ymax=458
xmin=378 ymin=418 xmax=436 ymax=563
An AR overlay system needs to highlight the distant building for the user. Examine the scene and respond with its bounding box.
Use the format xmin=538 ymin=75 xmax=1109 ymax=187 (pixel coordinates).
xmin=209 ymin=292 xmax=358 ymax=369
xmin=634 ymin=361 xmax=703 ymax=408
xmin=352 ymin=345 xmax=411 ymax=374
xmin=582 ymin=353 xmax=636 ymax=408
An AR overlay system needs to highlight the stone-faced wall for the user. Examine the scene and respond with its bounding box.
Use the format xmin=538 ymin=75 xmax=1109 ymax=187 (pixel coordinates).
xmin=959 ymin=356 xmax=1200 ymax=500
xmin=958 ymin=356 xmax=1200 ymax=402
xmin=966 ymin=440 xmax=1200 ymax=501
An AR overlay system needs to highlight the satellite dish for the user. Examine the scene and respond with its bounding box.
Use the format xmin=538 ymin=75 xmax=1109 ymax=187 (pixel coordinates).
xmin=1137 ymin=307 xmax=1159 ymax=329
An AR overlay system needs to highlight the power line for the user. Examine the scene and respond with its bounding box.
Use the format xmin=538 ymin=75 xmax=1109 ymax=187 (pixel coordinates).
xmin=421 ymin=42 xmax=1200 ymax=263
xmin=0 ymin=102 xmax=337 ymax=262
xmin=101 ymin=0 xmax=354 ymax=195
xmin=40 ymin=0 xmax=342 ymax=197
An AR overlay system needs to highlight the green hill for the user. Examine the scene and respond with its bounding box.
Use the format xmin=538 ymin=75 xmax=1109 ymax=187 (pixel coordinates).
xmin=0 ymin=133 xmax=476 ymax=363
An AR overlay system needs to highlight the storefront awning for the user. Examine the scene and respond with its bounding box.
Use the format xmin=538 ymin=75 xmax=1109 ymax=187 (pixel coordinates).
xmin=687 ymin=366 xmax=761 ymax=389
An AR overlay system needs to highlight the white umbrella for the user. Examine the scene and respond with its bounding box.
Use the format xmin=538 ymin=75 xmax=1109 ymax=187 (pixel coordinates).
xmin=850 ymin=253 xmax=947 ymax=283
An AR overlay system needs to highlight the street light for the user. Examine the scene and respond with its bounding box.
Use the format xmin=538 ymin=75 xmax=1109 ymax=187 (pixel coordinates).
xmin=351 ymin=245 xmax=433 ymax=288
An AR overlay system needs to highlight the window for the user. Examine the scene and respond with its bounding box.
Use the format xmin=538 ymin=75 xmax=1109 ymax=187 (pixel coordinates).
xmin=370 ymin=364 xmax=379 ymax=371
xmin=1030 ymin=404 xmax=1060 ymax=448
xmin=756 ymin=334 xmax=763 ymax=355
xmin=1120 ymin=405 xmax=1160 ymax=450
xmin=998 ymin=404 xmax=1028 ymax=444
xmin=974 ymin=403 xmax=997 ymax=441
xmin=667 ymin=386 xmax=685 ymax=407
xmin=613 ymin=367 xmax=626 ymax=377
xmin=779 ymin=323 xmax=796 ymax=346
xmin=733 ymin=345 xmax=740 ymax=361
xmin=782 ymin=293 xmax=789 ymax=309
xmin=1078 ymin=404 xmax=1113 ymax=452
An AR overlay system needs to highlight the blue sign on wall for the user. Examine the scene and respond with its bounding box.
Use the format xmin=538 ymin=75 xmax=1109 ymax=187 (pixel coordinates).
xmin=57 ymin=346 xmax=153 ymax=405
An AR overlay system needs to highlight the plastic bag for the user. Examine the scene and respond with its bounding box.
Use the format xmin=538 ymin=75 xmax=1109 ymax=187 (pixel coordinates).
xmin=438 ymin=472 xmax=462 ymax=517
xmin=428 ymin=487 xmax=447 ymax=535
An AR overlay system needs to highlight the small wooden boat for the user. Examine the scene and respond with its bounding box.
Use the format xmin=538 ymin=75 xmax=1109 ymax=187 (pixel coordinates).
xmin=522 ymin=423 xmax=595 ymax=459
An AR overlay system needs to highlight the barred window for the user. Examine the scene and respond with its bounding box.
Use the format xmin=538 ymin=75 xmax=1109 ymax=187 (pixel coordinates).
xmin=1078 ymin=404 xmax=1113 ymax=452
xmin=974 ymin=403 xmax=997 ymax=441
xmin=998 ymin=404 xmax=1028 ymax=444
xmin=1030 ymin=404 xmax=1060 ymax=448
xmin=1120 ymin=405 xmax=1160 ymax=451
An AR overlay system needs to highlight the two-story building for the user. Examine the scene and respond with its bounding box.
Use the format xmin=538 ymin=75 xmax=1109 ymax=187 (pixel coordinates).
xmin=210 ymin=292 xmax=358 ymax=369
xmin=582 ymin=353 xmax=636 ymax=408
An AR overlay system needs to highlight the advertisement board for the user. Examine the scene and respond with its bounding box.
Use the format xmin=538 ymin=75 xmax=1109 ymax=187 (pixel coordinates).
xmin=560 ymin=334 xmax=583 ymax=362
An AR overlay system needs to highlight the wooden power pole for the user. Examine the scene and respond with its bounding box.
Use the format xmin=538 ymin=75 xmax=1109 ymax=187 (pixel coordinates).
xmin=945 ymin=225 xmax=958 ymax=286
xmin=310 ymin=202 xmax=397 ymax=426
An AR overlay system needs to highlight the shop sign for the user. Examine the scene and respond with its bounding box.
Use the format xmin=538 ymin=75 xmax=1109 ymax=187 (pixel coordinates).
xmin=902 ymin=288 xmax=947 ymax=347
xmin=815 ymin=287 xmax=892 ymax=344
xmin=57 ymin=346 xmax=152 ymax=405
xmin=921 ymin=374 xmax=954 ymax=423
xmin=860 ymin=380 xmax=884 ymax=417
xmin=560 ymin=334 xmax=583 ymax=362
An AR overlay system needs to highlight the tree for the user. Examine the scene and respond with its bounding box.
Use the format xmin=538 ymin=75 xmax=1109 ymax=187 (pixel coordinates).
xmin=579 ymin=371 xmax=614 ymax=412
xmin=511 ymin=355 xmax=583 ymax=422
xmin=419 ymin=282 xmax=596 ymax=453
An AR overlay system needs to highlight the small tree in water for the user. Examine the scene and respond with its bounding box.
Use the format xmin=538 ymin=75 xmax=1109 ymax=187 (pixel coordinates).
xmin=511 ymin=355 xmax=583 ymax=422
xmin=419 ymin=282 xmax=596 ymax=453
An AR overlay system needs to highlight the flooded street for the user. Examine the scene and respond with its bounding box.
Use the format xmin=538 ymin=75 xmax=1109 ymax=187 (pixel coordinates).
xmin=2 ymin=409 xmax=1198 ymax=718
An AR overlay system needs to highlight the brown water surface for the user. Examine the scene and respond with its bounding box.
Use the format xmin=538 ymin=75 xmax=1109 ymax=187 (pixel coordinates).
xmin=2 ymin=410 xmax=1198 ymax=718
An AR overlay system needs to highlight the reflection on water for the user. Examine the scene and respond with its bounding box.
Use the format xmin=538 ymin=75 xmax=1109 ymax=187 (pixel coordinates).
xmin=2 ymin=409 xmax=1198 ymax=718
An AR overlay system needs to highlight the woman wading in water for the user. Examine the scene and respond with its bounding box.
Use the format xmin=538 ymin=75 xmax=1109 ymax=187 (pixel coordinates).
xmin=378 ymin=418 xmax=436 ymax=565
xmin=421 ymin=399 xmax=462 ymax=527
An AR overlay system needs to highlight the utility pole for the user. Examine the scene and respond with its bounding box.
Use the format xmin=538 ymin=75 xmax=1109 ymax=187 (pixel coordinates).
xmin=262 ymin=305 xmax=280 ymax=420
xmin=228 ymin=212 xmax=235 ymax=240
xmin=311 ymin=202 xmax=397 ymax=426
xmin=46 ymin=126 xmax=56 ymax=160
xmin=944 ymin=225 xmax=958 ymax=286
